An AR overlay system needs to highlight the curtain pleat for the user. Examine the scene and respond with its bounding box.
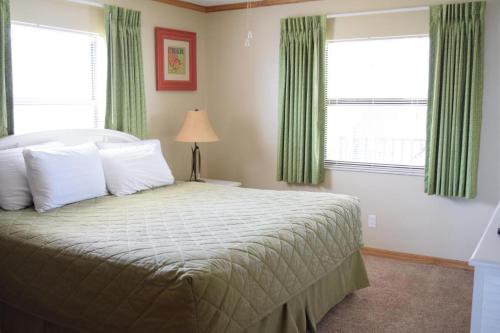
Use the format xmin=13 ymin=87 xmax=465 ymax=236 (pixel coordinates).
xmin=0 ymin=0 xmax=12 ymax=137
xmin=277 ymin=16 xmax=326 ymax=185
xmin=105 ymin=6 xmax=147 ymax=139
xmin=425 ymin=2 xmax=485 ymax=199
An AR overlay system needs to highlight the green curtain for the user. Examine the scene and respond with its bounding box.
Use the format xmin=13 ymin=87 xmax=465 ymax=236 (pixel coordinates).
xmin=425 ymin=2 xmax=485 ymax=199
xmin=0 ymin=0 xmax=12 ymax=137
xmin=105 ymin=5 xmax=147 ymax=139
xmin=277 ymin=16 xmax=326 ymax=185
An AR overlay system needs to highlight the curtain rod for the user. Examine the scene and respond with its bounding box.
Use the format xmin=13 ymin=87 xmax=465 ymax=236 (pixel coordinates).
xmin=66 ymin=0 xmax=104 ymax=8
xmin=327 ymin=6 xmax=429 ymax=18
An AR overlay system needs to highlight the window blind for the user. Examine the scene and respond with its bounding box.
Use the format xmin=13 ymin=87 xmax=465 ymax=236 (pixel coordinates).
xmin=11 ymin=23 xmax=102 ymax=134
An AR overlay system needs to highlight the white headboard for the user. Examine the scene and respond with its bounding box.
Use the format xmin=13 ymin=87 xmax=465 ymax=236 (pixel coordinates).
xmin=0 ymin=129 xmax=140 ymax=149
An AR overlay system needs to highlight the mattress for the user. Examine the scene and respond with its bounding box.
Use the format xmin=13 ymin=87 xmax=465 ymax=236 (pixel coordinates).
xmin=0 ymin=182 xmax=366 ymax=333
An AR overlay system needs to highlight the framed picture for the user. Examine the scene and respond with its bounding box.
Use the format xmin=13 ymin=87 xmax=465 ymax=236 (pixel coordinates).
xmin=155 ymin=27 xmax=197 ymax=91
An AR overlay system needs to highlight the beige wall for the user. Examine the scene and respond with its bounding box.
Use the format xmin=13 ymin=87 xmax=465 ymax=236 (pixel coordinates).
xmin=329 ymin=9 xmax=429 ymax=39
xmin=205 ymin=0 xmax=500 ymax=261
xmin=11 ymin=0 xmax=209 ymax=180
xmin=11 ymin=0 xmax=104 ymax=33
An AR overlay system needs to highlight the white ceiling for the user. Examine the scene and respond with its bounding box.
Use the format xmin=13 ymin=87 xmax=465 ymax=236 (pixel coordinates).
xmin=185 ymin=0 xmax=245 ymax=6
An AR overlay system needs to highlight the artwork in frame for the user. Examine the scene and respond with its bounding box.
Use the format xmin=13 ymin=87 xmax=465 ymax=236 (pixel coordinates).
xmin=155 ymin=27 xmax=197 ymax=91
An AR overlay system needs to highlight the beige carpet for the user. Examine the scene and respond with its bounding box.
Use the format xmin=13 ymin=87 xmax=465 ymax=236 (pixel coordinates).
xmin=317 ymin=255 xmax=473 ymax=333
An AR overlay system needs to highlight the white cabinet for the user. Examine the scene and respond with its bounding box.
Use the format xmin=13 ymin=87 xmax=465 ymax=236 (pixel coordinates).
xmin=470 ymin=203 xmax=500 ymax=333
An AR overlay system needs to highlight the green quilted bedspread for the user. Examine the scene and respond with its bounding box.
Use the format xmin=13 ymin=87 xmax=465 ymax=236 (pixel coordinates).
xmin=0 ymin=183 xmax=364 ymax=333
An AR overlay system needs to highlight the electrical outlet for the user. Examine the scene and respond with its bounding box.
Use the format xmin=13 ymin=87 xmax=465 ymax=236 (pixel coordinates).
xmin=368 ymin=214 xmax=377 ymax=228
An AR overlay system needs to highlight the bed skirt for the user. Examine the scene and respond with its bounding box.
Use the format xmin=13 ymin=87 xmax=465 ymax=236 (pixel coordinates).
xmin=0 ymin=251 xmax=368 ymax=333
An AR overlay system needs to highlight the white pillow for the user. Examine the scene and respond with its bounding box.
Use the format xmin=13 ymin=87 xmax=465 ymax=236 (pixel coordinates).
xmin=0 ymin=142 xmax=64 ymax=211
xmin=99 ymin=141 xmax=174 ymax=196
xmin=23 ymin=143 xmax=108 ymax=212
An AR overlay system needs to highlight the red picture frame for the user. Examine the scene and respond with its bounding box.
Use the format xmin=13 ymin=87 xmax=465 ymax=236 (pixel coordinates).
xmin=155 ymin=27 xmax=197 ymax=91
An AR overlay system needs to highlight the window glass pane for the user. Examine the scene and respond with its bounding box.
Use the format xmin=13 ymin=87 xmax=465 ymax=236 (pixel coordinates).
xmin=13 ymin=104 xmax=98 ymax=134
xmin=326 ymin=104 xmax=426 ymax=166
xmin=327 ymin=37 xmax=429 ymax=99
xmin=11 ymin=24 xmax=103 ymax=134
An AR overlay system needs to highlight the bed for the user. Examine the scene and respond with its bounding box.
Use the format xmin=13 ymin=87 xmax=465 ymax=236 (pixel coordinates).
xmin=0 ymin=129 xmax=369 ymax=333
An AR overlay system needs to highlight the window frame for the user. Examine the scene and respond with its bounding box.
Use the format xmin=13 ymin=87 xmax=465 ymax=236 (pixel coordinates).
xmin=11 ymin=21 xmax=103 ymax=134
xmin=324 ymin=36 xmax=428 ymax=176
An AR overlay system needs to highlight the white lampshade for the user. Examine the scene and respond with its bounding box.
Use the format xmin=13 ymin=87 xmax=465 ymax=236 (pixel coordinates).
xmin=175 ymin=109 xmax=219 ymax=143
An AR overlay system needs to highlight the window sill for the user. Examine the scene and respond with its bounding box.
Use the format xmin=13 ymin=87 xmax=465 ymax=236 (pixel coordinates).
xmin=325 ymin=161 xmax=424 ymax=176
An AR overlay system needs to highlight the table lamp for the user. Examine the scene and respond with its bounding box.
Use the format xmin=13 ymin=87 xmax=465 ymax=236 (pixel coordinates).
xmin=176 ymin=109 xmax=219 ymax=182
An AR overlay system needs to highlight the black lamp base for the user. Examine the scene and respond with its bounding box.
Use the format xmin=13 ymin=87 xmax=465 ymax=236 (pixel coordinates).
xmin=189 ymin=142 xmax=203 ymax=182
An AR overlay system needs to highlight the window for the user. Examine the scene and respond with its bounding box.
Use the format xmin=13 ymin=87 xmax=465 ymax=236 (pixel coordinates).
xmin=11 ymin=23 xmax=105 ymax=134
xmin=325 ymin=37 xmax=429 ymax=174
